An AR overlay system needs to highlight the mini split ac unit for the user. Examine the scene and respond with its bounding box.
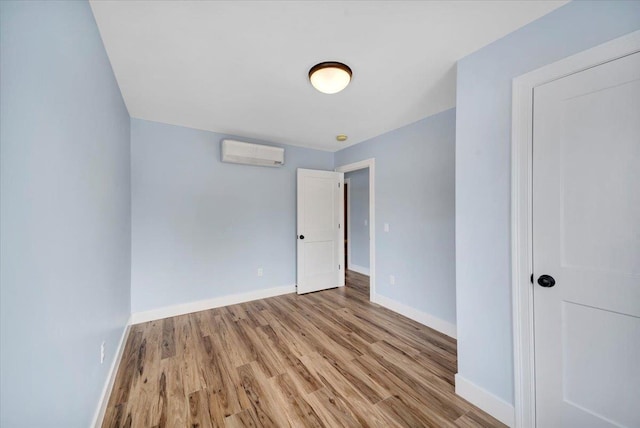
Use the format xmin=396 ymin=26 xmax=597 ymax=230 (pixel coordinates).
xmin=221 ymin=139 xmax=285 ymax=167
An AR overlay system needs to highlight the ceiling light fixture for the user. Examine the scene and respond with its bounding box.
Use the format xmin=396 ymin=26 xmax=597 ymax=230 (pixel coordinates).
xmin=309 ymin=62 xmax=352 ymax=94
xmin=336 ymin=134 xmax=348 ymax=142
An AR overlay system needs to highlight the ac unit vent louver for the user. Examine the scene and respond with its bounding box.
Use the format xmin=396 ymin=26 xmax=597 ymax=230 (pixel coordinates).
xmin=221 ymin=139 xmax=285 ymax=167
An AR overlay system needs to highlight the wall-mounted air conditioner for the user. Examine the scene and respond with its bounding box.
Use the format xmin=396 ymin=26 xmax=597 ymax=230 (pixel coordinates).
xmin=221 ymin=139 xmax=285 ymax=167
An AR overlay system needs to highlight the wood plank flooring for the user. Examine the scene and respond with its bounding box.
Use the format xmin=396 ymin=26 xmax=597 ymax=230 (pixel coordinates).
xmin=103 ymin=271 xmax=505 ymax=427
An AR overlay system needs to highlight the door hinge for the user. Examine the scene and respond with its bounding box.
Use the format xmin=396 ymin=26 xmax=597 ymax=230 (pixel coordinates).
xmin=338 ymin=223 xmax=341 ymax=229
xmin=530 ymin=273 xmax=534 ymax=284
xmin=338 ymin=182 xmax=341 ymax=188
xmin=339 ymin=264 xmax=341 ymax=270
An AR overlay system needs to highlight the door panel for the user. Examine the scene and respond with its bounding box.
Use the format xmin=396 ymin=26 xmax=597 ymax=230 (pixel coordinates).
xmin=533 ymin=52 xmax=640 ymax=427
xmin=560 ymin=78 xmax=640 ymax=275
xmin=305 ymin=241 xmax=335 ymax=276
xmin=297 ymin=169 xmax=343 ymax=294
xmin=562 ymin=302 xmax=639 ymax=427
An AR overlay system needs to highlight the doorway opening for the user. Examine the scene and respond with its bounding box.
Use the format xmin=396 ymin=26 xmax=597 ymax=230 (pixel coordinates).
xmin=335 ymin=159 xmax=375 ymax=301
xmin=344 ymin=169 xmax=370 ymax=277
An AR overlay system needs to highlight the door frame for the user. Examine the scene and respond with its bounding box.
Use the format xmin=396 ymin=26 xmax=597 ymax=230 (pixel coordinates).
xmin=511 ymin=30 xmax=640 ymax=428
xmin=335 ymin=158 xmax=375 ymax=301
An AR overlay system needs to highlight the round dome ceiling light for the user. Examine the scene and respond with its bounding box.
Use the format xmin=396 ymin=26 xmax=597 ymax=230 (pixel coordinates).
xmin=309 ymin=62 xmax=352 ymax=94
xmin=336 ymin=134 xmax=348 ymax=142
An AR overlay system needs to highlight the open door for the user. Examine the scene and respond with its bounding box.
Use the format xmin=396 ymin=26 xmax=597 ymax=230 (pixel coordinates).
xmin=297 ymin=168 xmax=344 ymax=294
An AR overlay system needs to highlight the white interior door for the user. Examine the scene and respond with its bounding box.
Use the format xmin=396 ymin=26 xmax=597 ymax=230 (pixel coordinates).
xmin=533 ymin=52 xmax=640 ymax=427
xmin=297 ymin=169 xmax=344 ymax=294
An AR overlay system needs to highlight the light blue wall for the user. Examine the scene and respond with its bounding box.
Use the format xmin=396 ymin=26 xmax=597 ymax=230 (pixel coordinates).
xmin=0 ymin=1 xmax=131 ymax=426
xmin=455 ymin=0 xmax=640 ymax=404
xmin=131 ymin=119 xmax=334 ymax=312
xmin=345 ymin=169 xmax=370 ymax=269
xmin=335 ymin=109 xmax=456 ymax=325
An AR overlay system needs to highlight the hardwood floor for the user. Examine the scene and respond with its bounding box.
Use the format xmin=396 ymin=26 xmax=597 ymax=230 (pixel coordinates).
xmin=103 ymin=271 xmax=505 ymax=427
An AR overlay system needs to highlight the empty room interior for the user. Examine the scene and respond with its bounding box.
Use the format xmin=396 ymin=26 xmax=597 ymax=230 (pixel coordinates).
xmin=2 ymin=1 xmax=640 ymax=427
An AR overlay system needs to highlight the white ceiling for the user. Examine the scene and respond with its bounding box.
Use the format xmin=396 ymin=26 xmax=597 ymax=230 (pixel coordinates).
xmin=90 ymin=1 xmax=566 ymax=152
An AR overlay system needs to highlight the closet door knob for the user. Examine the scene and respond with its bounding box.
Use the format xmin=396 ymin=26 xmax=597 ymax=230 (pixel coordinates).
xmin=537 ymin=275 xmax=556 ymax=288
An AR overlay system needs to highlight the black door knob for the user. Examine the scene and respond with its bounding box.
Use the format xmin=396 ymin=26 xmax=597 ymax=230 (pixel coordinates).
xmin=537 ymin=275 xmax=556 ymax=288
xmin=299 ymin=235 xmax=305 ymax=240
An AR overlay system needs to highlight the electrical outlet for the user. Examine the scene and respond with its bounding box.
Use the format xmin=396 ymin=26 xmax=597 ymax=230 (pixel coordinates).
xmin=384 ymin=223 xmax=390 ymax=232
xmin=389 ymin=275 xmax=395 ymax=285
xmin=100 ymin=341 xmax=105 ymax=364
xmin=257 ymin=268 xmax=263 ymax=277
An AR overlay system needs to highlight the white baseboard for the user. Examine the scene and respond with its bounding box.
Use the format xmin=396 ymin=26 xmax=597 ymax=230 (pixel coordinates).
xmin=348 ymin=264 xmax=370 ymax=276
xmin=371 ymin=293 xmax=457 ymax=339
xmin=455 ymin=374 xmax=515 ymax=427
xmin=91 ymin=316 xmax=132 ymax=428
xmin=131 ymin=284 xmax=296 ymax=324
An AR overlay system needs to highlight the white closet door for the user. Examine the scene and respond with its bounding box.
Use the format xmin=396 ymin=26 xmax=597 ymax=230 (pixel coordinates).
xmin=533 ymin=52 xmax=640 ymax=427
